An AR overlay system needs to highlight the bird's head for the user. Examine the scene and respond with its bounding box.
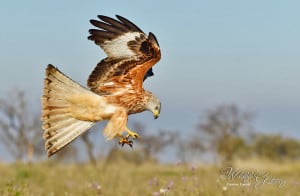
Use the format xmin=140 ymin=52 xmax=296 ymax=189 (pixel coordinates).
xmin=145 ymin=93 xmax=161 ymax=119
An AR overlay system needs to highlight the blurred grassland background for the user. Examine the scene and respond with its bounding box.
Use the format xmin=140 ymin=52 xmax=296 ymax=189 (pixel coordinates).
xmin=0 ymin=159 xmax=300 ymax=195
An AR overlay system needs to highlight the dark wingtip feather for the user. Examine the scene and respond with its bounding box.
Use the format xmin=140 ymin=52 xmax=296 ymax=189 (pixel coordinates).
xmin=97 ymin=15 xmax=110 ymax=21
xmin=89 ymin=15 xmax=144 ymax=44
xmin=143 ymin=68 xmax=154 ymax=81
xmin=90 ymin=20 xmax=101 ymax=27
xmin=47 ymin=64 xmax=55 ymax=69
xmin=115 ymin=15 xmax=144 ymax=33
xmin=148 ymin=32 xmax=159 ymax=47
xmin=97 ymin=15 xmax=105 ymax=19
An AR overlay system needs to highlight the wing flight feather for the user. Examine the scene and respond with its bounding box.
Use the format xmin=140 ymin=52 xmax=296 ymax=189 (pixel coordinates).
xmin=87 ymin=15 xmax=161 ymax=95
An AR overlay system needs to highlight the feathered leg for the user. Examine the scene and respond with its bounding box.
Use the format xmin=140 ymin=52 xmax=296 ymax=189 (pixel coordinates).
xmin=102 ymin=108 xmax=139 ymax=147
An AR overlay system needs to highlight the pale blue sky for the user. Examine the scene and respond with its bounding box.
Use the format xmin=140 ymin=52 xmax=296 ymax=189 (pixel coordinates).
xmin=0 ymin=0 xmax=300 ymax=160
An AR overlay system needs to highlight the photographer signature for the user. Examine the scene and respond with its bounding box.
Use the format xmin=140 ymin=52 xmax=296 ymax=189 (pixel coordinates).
xmin=220 ymin=167 xmax=287 ymax=189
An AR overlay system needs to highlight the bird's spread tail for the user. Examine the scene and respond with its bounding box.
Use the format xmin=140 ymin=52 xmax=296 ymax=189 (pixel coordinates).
xmin=42 ymin=64 xmax=96 ymax=157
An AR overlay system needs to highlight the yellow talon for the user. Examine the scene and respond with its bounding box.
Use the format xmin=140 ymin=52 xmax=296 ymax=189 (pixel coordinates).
xmin=125 ymin=128 xmax=139 ymax=139
xmin=117 ymin=128 xmax=139 ymax=148
xmin=119 ymin=137 xmax=133 ymax=147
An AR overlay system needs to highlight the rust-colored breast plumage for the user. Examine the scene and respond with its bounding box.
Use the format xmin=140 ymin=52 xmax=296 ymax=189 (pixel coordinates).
xmin=105 ymin=90 xmax=151 ymax=114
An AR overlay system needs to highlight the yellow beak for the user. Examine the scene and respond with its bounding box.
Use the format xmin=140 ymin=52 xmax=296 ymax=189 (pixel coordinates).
xmin=153 ymin=110 xmax=159 ymax=119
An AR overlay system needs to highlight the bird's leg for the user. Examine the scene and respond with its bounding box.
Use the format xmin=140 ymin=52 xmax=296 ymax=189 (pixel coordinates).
xmin=118 ymin=128 xmax=139 ymax=148
xmin=125 ymin=127 xmax=139 ymax=140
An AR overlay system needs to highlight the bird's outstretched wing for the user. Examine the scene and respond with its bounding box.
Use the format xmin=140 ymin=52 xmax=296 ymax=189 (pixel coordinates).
xmin=87 ymin=15 xmax=161 ymax=95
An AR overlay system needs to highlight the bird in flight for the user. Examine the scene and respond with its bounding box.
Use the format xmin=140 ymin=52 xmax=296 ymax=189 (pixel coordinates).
xmin=42 ymin=15 xmax=161 ymax=157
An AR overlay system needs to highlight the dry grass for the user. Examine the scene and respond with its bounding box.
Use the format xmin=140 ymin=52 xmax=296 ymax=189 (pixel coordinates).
xmin=0 ymin=159 xmax=299 ymax=196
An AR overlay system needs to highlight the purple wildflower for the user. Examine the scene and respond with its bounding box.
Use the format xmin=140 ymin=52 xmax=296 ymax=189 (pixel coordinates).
xmin=175 ymin=160 xmax=182 ymax=166
xmin=190 ymin=165 xmax=196 ymax=173
xmin=92 ymin=181 xmax=101 ymax=191
xmin=167 ymin=180 xmax=174 ymax=189
xmin=148 ymin=177 xmax=159 ymax=186
xmin=153 ymin=191 xmax=159 ymax=196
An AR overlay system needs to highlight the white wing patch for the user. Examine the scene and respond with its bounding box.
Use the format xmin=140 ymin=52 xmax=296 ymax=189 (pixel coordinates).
xmin=101 ymin=81 xmax=114 ymax=86
xmin=102 ymin=32 xmax=141 ymax=58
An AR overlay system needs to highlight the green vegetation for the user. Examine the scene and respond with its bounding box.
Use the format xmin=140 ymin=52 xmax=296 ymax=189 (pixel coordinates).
xmin=0 ymin=159 xmax=299 ymax=196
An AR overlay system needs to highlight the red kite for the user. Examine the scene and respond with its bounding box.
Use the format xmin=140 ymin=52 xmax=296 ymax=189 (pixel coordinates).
xmin=42 ymin=15 xmax=161 ymax=157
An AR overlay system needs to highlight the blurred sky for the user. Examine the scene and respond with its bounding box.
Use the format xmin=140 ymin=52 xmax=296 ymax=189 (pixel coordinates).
xmin=0 ymin=0 xmax=300 ymax=160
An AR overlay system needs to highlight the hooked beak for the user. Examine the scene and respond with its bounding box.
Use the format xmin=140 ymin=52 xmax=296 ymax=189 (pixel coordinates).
xmin=153 ymin=110 xmax=160 ymax=119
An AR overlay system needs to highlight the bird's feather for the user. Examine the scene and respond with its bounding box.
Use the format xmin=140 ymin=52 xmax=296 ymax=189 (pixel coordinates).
xmin=87 ymin=15 xmax=161 ymax=95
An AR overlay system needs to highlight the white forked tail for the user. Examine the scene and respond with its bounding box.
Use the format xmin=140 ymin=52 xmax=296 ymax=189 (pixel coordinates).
xmin=42 ymin=64 xmax=96 ymax=157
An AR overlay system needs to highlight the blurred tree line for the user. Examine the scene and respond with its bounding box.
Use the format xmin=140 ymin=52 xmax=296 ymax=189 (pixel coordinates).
xmin=178 ymin=104 xmax=300 ymax=164
xmin=0 ymin=90 xmax=299 ymax=164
